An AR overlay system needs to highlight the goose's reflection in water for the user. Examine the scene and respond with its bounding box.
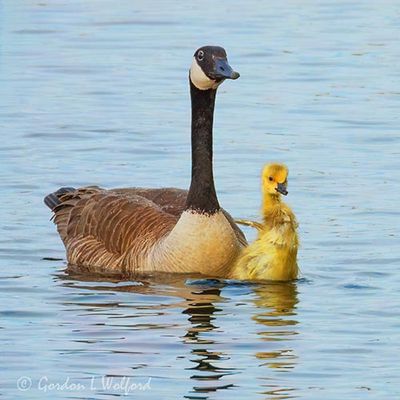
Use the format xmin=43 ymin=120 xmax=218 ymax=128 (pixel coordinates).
xmin=181 ymin=284 xmax=237 ymax=398
xmin=57 ymin=268 xmax=299 ymax=399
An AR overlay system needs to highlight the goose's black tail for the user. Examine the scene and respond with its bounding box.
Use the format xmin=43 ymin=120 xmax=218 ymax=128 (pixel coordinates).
xmin=44 ymin=187 xmax=75 ymax=210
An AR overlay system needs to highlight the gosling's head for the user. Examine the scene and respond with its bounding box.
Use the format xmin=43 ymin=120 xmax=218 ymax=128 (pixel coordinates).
xmin=262 ymin=163 xmax=289 ymax=196
xmin=189 ymin=46 xmax=240 ymax=91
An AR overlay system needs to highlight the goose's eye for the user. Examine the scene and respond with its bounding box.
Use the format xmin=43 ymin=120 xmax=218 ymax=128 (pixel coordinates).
xmin=197 ymin=50 xmax=204 ymax=61
xmin=269 ymin=177 xmax=273 ymax=182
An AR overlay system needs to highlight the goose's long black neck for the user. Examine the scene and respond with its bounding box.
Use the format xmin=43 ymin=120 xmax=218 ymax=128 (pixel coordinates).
xmin=185 ymin=80 xmax=220 ymax=214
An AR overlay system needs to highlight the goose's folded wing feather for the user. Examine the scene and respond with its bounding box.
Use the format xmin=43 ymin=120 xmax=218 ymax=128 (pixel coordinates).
xmin=110 ymin=187 xmax=187 ymax=217
xmin=222 ymin=210 xmax=248 ymax=246
xmin=53 ymin=187 xmax=178 ymax=259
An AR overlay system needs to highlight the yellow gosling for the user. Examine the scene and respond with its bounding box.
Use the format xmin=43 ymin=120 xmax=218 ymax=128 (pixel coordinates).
xmin=230 ymin=163 xmax=299 ymax=281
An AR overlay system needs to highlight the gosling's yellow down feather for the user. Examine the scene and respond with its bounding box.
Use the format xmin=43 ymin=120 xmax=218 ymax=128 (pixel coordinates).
xmin=230 ymin=163 xmax=299 ymax=281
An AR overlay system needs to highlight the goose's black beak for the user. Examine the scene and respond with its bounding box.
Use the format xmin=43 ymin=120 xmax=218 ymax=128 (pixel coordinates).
xmin=276 ymin=183 xmax=288 ymax=196
xmin=211 ymin=58 xmax=240 ymax=80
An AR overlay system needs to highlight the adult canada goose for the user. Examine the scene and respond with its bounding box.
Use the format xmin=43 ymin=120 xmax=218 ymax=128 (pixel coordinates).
xmin=45 ymin=46 xmax=246 ymax=277
xmin=229 ymin=163 xmax=299 ymax=281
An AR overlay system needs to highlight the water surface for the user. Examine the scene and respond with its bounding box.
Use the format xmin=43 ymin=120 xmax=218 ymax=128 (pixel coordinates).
xmin=1 ymin=1 xmax=400 ymax=399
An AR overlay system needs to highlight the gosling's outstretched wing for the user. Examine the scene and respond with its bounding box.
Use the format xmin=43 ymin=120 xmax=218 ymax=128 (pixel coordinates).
xmin=235 ymin=219 xmax=264 ymax=232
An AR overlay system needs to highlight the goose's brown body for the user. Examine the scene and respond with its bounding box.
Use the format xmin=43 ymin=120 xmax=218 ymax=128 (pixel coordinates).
xmin=51 ymin=187 xmax=246 ymax=277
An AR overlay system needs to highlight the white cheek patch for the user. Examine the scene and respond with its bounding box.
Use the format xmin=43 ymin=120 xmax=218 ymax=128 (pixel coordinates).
xmin=189 ymin=58 xmax=221 ymax=90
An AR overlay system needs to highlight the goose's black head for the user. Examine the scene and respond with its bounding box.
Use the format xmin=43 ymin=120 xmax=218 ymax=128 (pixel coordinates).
xmin=189 ymin=46 xmax=240 ymax=90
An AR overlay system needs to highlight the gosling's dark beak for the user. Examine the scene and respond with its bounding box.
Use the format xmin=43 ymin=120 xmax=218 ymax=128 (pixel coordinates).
xmin=211 ymin=58 xmax=240 ymax=80
xmin=276 ymin=183 xmax=288 ymax=196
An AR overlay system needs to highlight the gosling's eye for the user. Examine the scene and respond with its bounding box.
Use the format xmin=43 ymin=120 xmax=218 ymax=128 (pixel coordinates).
xmin=268 ymin=177 xmax=273 ymax=182
xmin=197 ymin=50 xmax=204 ymax=61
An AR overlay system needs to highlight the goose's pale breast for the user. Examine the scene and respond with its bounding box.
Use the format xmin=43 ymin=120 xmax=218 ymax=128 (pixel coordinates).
xmin=137 ymin=210 xmax=243 ymax=276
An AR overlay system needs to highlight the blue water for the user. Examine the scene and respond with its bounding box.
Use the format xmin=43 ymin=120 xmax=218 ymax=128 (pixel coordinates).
xmin=1 ymin=1 xmax=400 ymax=399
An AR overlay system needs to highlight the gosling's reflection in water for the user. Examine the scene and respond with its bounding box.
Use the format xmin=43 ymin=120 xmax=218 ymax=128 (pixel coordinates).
xmin=252 ymin=282 xmax=299 ymax=399
xmin=58 ymin=267 xmax=299 ymax=399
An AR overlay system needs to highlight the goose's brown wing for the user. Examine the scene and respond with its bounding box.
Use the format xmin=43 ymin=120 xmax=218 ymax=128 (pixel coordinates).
xmin=110 ymin=187 xmax=187 ymax=217
xmin=52 ymin=187 xmax=178 ymax=270
xmin=222 ymin=210 xmax=248 ymax=247
xmin=111 ymin=187 xmax=248 ymax=247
